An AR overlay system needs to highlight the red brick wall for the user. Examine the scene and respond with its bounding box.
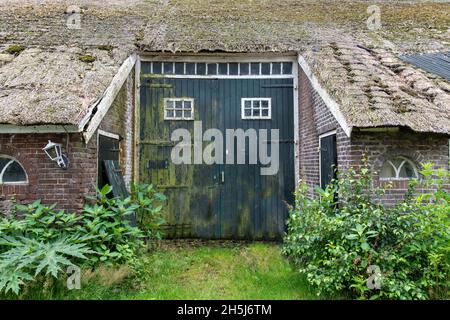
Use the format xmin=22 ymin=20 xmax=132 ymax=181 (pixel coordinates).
xmin=298 ymin=66 xmax=350 ymax=196
xmin=0 ymin=69 xmax=135 ymax=213
xmin=298 ymin=66 xmax=449 ymax=203
xmin=0 ymin=133 xmax=97 ymax=212
xmin=347 ymin=131 xmax=449 ymax=206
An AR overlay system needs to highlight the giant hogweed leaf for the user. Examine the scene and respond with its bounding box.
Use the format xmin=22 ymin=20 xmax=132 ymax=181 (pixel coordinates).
xmin=31 ymin=237 xmax=94 ymax=277
xmin=34 ymin=250 xmax=73 ymax=277
xmin=0 ymin=267 xmax=33 ymax=295
xmin=0 ymin=236 xmax=94 ymax=287
xmin=0 ymin=235 xmax=24 ymax=247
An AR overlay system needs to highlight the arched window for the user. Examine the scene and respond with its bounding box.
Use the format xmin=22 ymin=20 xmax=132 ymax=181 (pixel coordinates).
xmin=380 ymin=156 xmax=418 ymax=179
xmin=0 ymin=156 xmax=28 ymax=184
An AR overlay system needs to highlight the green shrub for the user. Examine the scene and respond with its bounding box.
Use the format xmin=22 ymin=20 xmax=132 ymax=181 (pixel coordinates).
xmin=0 ymin=183 xmax=166 ymax=295
xmin=283 ymin=159 xmax=449 ymax=300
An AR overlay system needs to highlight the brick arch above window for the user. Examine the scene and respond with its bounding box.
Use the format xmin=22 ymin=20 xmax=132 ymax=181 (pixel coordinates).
xmin=379 ymin=156 xmax=419 ymax=180
xmin=374 ymin=148 xmax=423 ymax=171
xmin=0 ymin=155 xmax=28 ymax=184
xmin=0 ymin=142 xmax=36 ymax=186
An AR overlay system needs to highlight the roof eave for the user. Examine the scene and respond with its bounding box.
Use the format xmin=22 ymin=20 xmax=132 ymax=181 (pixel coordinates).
xmin=297 ymin=54 xmax=352 ymax=137
xmin=0 ymin=124 xmax=80 ymax=134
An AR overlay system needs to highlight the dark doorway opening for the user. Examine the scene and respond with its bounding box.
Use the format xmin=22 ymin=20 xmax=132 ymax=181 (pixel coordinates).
xmin=98 ymin=134 xmax=120 ymax=189
xmin=320 ymin=133 xmax=337 ymax=189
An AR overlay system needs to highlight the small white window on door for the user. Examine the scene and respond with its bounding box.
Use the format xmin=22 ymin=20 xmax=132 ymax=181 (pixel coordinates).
xmin=164 ymin=98 xmax=194 ymax=120
xmin=241 ymin=98 xmax=271 ymax=120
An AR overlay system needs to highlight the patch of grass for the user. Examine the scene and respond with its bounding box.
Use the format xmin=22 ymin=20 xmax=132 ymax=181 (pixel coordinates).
xmin=0 ymin=265 xmax=137 ymax=300
xmin=134 ymin=242 xmax=319 ymax=300
xmin=1 ymin=243 xmax=328 ymax=300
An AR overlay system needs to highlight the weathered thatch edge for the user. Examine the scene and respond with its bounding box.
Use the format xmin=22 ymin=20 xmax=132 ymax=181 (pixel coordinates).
xmin=302 ymin=42 xmax=450 ymax=136
xmin=0 ymin=124 xmax=79 ymax=134
xmin=83 ymin=53 xmax=137 ymax=142
xmin=0 ymin=53 xmax=136 ymax=142
xmin=298 ymin=55 xmax=352 ymax=137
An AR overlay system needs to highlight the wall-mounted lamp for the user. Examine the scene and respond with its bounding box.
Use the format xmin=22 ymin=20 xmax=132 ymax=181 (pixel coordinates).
xmin=43 ymin=140 xmax=69 ymax=170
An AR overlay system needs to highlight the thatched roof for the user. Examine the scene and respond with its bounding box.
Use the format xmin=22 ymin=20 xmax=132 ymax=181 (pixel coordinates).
xmin=0 ymin=46 xmax=128 ymax=126
xmin=303 ymin=42 xmax=450 ymax=135
xmin=0 ymin=0 xmax=449 ymax=134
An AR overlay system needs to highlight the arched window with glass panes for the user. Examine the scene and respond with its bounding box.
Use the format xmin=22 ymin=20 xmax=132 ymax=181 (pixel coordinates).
xmin=380 ymin=156 xmax=418 ymax=180
xmin=0 ymin=156 xmax=28 ymax=184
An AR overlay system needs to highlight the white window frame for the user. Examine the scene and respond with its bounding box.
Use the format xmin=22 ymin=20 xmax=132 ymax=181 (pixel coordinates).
xmin=145 ymin=61 xmax=295 ymax=77
xmin=164 ymin=98 xmax=195 ymax=120
xmin=139 ymin=56 xmax=296 ymax=79
xmin=0 ymin=155 xmax=28 ymax=185
xmin=380 ymin=156 xmax=419 ymax=180
xmin=241 ymin=98 xmax=272 ymax=120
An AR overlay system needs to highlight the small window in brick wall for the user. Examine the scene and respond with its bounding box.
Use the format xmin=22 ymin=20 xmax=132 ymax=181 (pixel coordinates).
xmin=380 ymin=156 xmax=418 ymax=180
xmin=0 ymin=156 xmax=28 ymax=184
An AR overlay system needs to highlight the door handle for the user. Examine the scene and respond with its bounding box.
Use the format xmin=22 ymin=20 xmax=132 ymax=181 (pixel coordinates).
xmin=221 ymin=171 xmax=225 ymax=183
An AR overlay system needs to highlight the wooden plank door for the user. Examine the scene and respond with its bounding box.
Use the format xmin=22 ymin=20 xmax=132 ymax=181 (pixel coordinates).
xmin=139 ymin=76 xmax=223 ymax=238
xmin=139 ymin=64 xmax=295 ymax=240
xmin=220 ymin=78 xmax=294 ymax=240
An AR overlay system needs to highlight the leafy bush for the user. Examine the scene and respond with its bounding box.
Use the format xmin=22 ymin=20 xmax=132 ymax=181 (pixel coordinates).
xmin=283 ymin=159 xmax=449 ymax=300
xmin=0 ymin=183 xmax=166 ymax=295
xmin=81 ymin=184 xmax=166 ymax=265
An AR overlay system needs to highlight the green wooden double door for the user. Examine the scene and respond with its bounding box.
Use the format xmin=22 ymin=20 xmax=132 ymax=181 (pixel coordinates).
xmin=139 ymin=73 xmax=295 ymax=240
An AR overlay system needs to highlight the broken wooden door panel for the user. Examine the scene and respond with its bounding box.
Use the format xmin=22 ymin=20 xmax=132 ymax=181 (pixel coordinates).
xmin=103 ymin=160 xmax=128 ymax=198
xmin=98 ymin=134 xmax=120 ymax=189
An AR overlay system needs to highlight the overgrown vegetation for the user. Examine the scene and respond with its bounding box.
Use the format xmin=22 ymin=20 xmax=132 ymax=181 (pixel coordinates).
xmin=283 ymin=159 xmax=449 ymax=300
xmin=0 ymin=184 xmax=166 ymax=295
xmin=1 ymin=243 xmax=321 ymax=300
xmin=2 ymin=161 xmax=448 ymax=300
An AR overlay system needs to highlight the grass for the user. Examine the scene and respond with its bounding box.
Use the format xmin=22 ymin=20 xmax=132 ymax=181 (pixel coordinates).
xmin=4 ymin=242 xmax=324 ymax=300
xmin=132 ymin=242 xmax=318 ymax=300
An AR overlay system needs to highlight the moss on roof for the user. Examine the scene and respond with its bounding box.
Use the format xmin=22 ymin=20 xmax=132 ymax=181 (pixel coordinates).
xmin=304 ymin=42 xmax=450 ymax=134
xmin=0 ymin=0 xmax=448 ymax=132
xmin=4 ymin=44 xmax=26 ymax=55
xmin=0 ymin=46 xmax=127 ymax=126
xmin=0 ymin=0 xmax=448 ymax=53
